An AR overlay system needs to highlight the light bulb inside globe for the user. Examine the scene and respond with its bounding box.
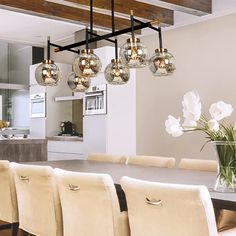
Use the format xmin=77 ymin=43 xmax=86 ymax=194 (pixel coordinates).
xmin=35 ymin=60 xmax=61 ymax=86
xmin=73 ymin=49 xmax=102 ymax=77
xmin=149 ymin=48 xmax=176 ymax=76
xmin=105 ymin=59 xmax=130 ymax=85
xmin=67 ymin=72 xmax=91 ymax=92
xmin=119 ymin=38 xmax=148 ymax=68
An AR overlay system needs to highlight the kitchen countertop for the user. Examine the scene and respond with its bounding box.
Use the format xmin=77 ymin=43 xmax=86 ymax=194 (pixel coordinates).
xmin=47 ymin=136 xmax=83 ymax=142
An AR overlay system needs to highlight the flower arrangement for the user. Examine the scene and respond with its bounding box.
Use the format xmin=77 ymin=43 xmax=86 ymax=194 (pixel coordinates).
xmin=165 ymin=91 xmax=236 ymax=192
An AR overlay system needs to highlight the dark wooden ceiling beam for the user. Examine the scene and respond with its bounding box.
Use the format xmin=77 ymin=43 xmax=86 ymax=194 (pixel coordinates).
xmin=65 ymin=0 xmax=174 ymax=25
xmin=148 ymin=0 xmax=212 ymax=16
xmin=0 ymin=0 xmax=144 ymax=32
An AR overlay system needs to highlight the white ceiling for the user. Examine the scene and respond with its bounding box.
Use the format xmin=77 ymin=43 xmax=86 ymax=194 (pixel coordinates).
xmin=0 ymin=0 xmax=236 ymax=46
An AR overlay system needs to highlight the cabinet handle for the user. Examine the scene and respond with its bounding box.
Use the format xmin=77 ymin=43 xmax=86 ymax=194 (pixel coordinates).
xmin=146 ymin=197 xmax=162 ymax=206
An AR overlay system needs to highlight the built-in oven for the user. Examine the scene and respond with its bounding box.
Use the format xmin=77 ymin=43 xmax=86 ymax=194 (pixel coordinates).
xmin=30 ymin=93 xmax=46 ymax=118
xmin=84 ymin=84 xmax=107 ymax=115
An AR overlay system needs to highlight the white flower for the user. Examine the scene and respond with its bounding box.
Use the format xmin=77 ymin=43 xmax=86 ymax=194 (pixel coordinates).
xmin=182 ymin=119 xmax=197 ymax=130
xmin=207 ymin=119 xmax=220 ymax=132
xmin=209 ymin=101 xmax=233 ymax=121
xmin=165 ymin=115 xmax=183 ymax=137
xmin=182 ymin=91 xmax=201 ymax=121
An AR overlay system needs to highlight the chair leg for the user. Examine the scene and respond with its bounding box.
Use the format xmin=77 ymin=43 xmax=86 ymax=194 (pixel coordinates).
xmin=11 ymin=223 xmax=19 ymax=236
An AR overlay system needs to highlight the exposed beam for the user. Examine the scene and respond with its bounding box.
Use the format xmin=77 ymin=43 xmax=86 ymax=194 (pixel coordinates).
xmin=65 ymin=0 xmax=174 ymax=25
xmin=137 ymin=0 xmax=212 ymax=16
xmin=0 ymin=0 xmax=142 ymax=32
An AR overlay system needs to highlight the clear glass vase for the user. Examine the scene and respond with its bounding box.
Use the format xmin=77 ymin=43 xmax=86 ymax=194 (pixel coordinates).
xmin=213 ymin=141 xmax=236 ymax=192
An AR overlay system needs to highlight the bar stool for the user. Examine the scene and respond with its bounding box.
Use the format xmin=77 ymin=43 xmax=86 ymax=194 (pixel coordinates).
xmin=10 ymin=163 xmax=63 ymax=236
xmin=121 ymin=176 xmax=236 ymax=236
xmin=126 ymin=155 xmax=175 ymax=168
xmin=55 ymin=168 xmax=130 ymax=236
xmin=87 ymin=153 xmax=128 ymax=164
xmin=0 ymin=160 xmax=18 ymax=236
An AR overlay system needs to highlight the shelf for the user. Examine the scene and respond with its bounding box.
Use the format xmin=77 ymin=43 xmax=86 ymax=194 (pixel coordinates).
xmin=54 ymin=95 xmax=83 ymax=102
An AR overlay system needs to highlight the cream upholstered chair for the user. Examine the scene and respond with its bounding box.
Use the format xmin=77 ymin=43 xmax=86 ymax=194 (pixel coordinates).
xmin=121 ymin=176 xmax=236 ymax=236
xmin=178 ymin=158 xmax=218 ymax=172
xmin=87 ymin=153 xmax=127 ymax=164
xmin=55 ymin=168 xmax=130 ymax=236
xmin=0 ymin=161 xmax=18 ymax=236
xmin=10 ymin=163 xmax=63 ymax=236
xmin=126 ymin=155 xmax=175 ymax=168
xmin=178 ymin=158 xmax=236 ymax=233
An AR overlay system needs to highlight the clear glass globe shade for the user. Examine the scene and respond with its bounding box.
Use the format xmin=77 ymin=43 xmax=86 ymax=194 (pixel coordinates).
xmin=67 ymin=72 xmax=91 ymax=92
xmin=149 ymin=48 xmax=176 ymax=76
xmin=73 ymin=49 xmax=102 ymax=77
xmin=104 ymin=59 xmax=130 ymax=85
xmin=119 ymin=38 xmax=148 ymax=68
xmin=35 ymin=60 xmax=61 ymax=86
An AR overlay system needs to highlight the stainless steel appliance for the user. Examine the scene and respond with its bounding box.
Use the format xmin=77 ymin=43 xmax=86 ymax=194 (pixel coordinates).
xmin=30 ymin=93 xmax=46 ymax=118
xmin=84 ymin=84 xmax=107 ymax=115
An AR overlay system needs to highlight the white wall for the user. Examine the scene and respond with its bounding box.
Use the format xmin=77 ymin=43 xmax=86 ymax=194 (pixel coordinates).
xmin=136 ymin=13 xmax=236 ymax=162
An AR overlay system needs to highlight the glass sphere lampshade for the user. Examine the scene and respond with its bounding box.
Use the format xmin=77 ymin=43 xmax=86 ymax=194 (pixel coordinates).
xmin=73 ymin=49 xmax=102 ymax=77
xmin=104 ymin=59 xmax=130 ymax=85
xmin=67 ymin=72 xmax=91 ymax=92
xmin=35 ymin=60 xmax=61 ymax=86
xmin=119 ymin=38 xmax=148 ymax=68
xmin=149 ymin=48 xmax=176 ymax=76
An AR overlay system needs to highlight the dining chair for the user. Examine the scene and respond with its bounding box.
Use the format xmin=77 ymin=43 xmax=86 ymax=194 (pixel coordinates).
xmin=120 ymin=176 xmax=236 ymax=236
xmin=87 ymin=153 xmax=128 ymax=164
xmin=178 ymin=158 xmax=236 ymax=232
xmin=126 ymin=155 xmax=175 ymax=168
xmin=10 ymin=162 xmax=63 ymax=236
xmin=178 ymin=158 xmax=218 ymax=172
xmin=55 ymin=168 xmax=130 ymax=236
xmin=0 ymin=160 xmax=19 ymax=236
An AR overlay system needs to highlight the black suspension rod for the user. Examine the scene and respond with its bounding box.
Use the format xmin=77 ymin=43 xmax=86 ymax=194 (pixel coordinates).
xmin=47 ymin=36 xmax=50 ymax=60
xmin=111 ymin=0 xmax=115 ymax=33
xmin=130 ymin=10 xmax=135 ymax=39
xmin=90 ymin=0 xmax=93 ymax=37
xmin=159 ymin=27 xmax=163 ymax=49
xmin=86 ymin=27 xmax=89 ymax=50
xmin=115 ymin=38 xmax=118 ymax=60
xmin=55 ymin=19 xmax=159 ymax=52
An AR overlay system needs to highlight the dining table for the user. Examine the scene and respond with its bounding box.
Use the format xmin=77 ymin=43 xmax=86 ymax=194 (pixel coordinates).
xmin=27 ymin=159 xmax=236 ymax=211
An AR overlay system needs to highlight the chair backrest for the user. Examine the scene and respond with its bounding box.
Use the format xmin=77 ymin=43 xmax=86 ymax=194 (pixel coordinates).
xmin=87 ymin=153 xmax=127 ymax=164
xmin=55 ymin=168 xmax=122 ymax=236
xmin=121 ymin=176 xmax=218 ymax=236
xmin=0 ymin=160 xmax=18 ymax=223
xmin=127 ymin=155 xmax=175 ymax=168
xmin=10 ymin=163 xmax=62 ymax=236
xmin=178 ymin=158 xmax=218 ymax=172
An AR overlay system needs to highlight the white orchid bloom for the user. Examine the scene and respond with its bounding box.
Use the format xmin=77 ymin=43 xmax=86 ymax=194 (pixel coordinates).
xmin=165 ymin=115 xmax=183 ymax=137
xmin=182 ymin=91 xmax=201 ymax=121
xmin=207 ymin=119 xmax=220 ymax=132
xmin=209 ymin=101 xmax=233 ymax=121
xmin=182 ymin=119 xmax=197 ymax=130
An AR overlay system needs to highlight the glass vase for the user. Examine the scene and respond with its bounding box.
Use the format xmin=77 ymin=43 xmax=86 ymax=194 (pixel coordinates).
xmin=213 ymin=141 xmax=236 ymax=192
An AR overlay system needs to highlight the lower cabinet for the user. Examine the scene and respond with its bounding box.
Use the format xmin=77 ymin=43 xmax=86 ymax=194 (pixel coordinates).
xmin=47 ymin=140 xmax=85 ymax=161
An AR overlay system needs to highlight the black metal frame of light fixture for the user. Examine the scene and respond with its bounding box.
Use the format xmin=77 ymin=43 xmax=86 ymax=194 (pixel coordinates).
xmin=48 ymin=0 xmax=163 ymax=55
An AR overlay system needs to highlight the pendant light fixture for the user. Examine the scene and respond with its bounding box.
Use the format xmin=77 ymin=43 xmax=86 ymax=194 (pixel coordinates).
xmin=72 ymin=1 xmax=101 ymax=78
xmin=35 ymin=36 xmax=61 ymax=86
xmin=119 ymin=10 xmax=148 ymax=68
xmin=105 ymin=0 xmax=129 ymax=85
xmin=149 ymin=28 xmax=176 ymax=76
xmin=67 ymin=72 xmax=91 ymax=92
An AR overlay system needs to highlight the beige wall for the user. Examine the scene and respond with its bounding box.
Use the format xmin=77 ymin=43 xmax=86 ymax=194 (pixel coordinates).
xmin=136 ymin=13 xmax=236 ymax=163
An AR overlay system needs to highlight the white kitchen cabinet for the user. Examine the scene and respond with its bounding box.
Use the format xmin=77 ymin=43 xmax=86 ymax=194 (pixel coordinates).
xmin=48 ymin=140 xmax=85 ymax=161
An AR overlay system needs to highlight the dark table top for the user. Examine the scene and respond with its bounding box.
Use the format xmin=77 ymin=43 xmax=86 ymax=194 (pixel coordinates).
xmin=27 ymin=159 xmax=236 ymax=211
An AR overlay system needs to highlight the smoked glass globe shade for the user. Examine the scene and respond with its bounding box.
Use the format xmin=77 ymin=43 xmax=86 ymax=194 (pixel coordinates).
xmin=67 ymin=72 xmax=91 ymax=92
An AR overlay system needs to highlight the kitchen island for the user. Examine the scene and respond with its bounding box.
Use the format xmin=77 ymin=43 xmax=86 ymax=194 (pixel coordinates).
xmin=0 ymin=138 xmax=47 ymax=162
